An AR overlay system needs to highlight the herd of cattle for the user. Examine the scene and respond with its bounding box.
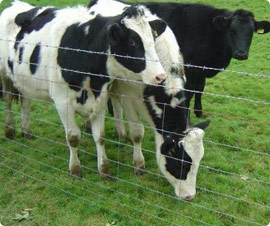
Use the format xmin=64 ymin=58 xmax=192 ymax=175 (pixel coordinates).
xmin=0 ymin=0 xmax=269 ymax=201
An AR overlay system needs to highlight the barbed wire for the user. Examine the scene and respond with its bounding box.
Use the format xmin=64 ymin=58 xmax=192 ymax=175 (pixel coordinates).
xmin=1 ymin=56 xmax=270 ymax=107
xmin=1 ymin=38 xmax=270 ymax=79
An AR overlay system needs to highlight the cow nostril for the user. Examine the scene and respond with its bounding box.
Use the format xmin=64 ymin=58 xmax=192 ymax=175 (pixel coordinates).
xmin=155 ymin=74 xmax=165 ymax=83
xmin=184 ymin=195 xmax=195 ymax=201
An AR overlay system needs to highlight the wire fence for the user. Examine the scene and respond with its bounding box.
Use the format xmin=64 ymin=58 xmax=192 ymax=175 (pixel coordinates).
xmin=0 ymin=7 xmax=270 ymax=226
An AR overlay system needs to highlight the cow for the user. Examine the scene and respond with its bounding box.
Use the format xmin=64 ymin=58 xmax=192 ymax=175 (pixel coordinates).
xmin=88 ymin=0 xmax=210 ymax=201
xmin=89 ymin=1 xmax=270 ymax=118
xmin=0 ymin=1 xmax=167 ymax=178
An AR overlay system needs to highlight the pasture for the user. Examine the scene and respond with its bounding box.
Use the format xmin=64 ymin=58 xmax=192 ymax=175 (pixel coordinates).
xmin=0 ymin=0 xmax=270 ymax=225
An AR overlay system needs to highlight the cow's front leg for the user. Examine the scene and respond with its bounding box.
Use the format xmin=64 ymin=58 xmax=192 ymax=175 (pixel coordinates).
xmin=194 ymin=78 xmax=206 ymax=118
xmin=1 ymin=75 xmax=15 ymax=139
xmin=130 ymin=123 xmax=145 ymax=175
xmin=54 ymin=100 xmax=82 ymax=178
xmin=123 ymin=101 xmax=145 ymax=175
xmin=21 ymin=96 xmax=34 ymax=139
xmin=91 ymin=110 xmax=111 ymax=179
xmin=111 ymin=96 xmax=126 ymax=138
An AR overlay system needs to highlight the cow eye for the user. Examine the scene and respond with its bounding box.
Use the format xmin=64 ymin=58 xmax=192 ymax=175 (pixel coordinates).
xmin=230 ymin=30 xmax=236 ymax=36
xmin=130 ymin=40 xmax=139 ymax=48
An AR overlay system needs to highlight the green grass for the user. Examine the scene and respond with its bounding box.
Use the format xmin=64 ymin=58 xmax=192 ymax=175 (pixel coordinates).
xmin=0 ymin=0 xmax=270 ymax=225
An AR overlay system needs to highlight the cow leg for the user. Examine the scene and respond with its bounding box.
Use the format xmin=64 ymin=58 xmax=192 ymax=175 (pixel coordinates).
xmin=111 ymin=96 xmax=126 ymax=138
xmin=84 ymin=119 xmax=91 ymax=133
xmin=194 ymin=78 xmax=206 ymax=118
xmin=1 ymin=75 xmax=15 ymax=139
xmin=21 ymin=96 xmax=34 ymax=139
xmin=123 ymin=101 xmax=145 ymax=175
xmin=54 ymin=100 xmax=82 ymax=178
xmin=184 ymin=87 xmax=194 ymax=123
xmin=130 ymin=122 xmax=145 ymax=175
xmin=91 ymin=109 xmax=111 ymax=179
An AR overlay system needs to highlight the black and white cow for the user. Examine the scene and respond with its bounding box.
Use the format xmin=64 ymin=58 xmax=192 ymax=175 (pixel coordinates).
xmin=0 ymin=1 xmax=166 ymax=178
xmin=92 ymin=1 xmax=270 ymax=117
xmin=88 ymin=0 xmax=210 ymax=201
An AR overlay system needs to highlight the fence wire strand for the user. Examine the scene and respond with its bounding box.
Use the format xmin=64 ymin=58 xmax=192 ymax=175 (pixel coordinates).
xmin=0 ymin=32 xmax=270 ymax=226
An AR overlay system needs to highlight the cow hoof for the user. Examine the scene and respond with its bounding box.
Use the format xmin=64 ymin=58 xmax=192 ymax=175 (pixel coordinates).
xmin=99 ymin=162 xmax=114 ymax=180
xmin=100 ymin=171 xmax=115 ymax=180
xmin=194 ymin=110 xmax=203 ymax=118
xmin=135 ymin=166 xmax=146 ymax=176
xmin=22 ymin=131 xmax=35 ymax=139
xmin=5 ymin=127 xmax=15 ymax=140
xmin=70 ymin=165 xmax=83 ymax=178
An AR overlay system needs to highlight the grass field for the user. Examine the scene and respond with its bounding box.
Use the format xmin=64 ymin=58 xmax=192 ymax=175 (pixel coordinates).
xmin=0 ymin=0 xmax=270 ymax=225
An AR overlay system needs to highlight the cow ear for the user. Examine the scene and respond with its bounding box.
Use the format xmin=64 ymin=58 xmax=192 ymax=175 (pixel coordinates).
xmin=194 ymin=120 xmax=210 ymax=131
xmin=161 ymin=136 xmax=175 ymax=155
xmin=254 ymin=21 xmax=270 ymax=34
xmin=149 ymin=20 xmax=167 ymax=38
xmin=108 ymin=24 xmax=123 ymax=45
xmin=212 ymin=16 xmax=229 ymax=31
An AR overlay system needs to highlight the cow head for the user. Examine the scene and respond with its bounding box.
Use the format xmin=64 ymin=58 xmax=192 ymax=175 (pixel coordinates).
xmin=107 ymin=6 xmax=166 ymax=85
xmin=158 ymin=120 xmax=210 ymax=201
xmin=213 ymin=10 xmax=270 ymax=60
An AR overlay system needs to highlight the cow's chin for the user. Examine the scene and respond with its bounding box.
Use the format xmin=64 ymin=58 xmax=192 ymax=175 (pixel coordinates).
xmin=174 ymin=182 xmax=196 ymax=201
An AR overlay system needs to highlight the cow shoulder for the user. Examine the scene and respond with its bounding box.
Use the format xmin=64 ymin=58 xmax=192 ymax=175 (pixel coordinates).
xmin=57 ymin=16 xmax=110 ymax=95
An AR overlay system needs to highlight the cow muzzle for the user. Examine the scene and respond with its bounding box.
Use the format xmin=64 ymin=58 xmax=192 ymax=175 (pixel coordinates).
xmin=183 ymin=194 xmax=195 ymax=201
xmin=154 ymin=73 xmax=166 ymax=85
xmin=233 ymin=50 xmax=248 ymax=60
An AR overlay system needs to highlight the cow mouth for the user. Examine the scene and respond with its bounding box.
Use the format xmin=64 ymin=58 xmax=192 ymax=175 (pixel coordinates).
xmin=233 ymin=51 xmax=248 ymax=60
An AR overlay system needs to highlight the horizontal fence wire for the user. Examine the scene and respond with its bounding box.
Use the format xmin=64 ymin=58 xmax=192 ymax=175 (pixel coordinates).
xmin=1 ymin=109 xmax=270 ymax=186
xmin=0 ymin=34 xmax=269 ymax=226
xmin=1 ymin=120 xmax=270 ymax=226
xmin=1 ymin=38 xmax=270 ymax=79
xmin=1 ymin=129 xmax=270 ymax=212
xmin=0 ymin=148 xmax=213 ymax=226
xmin=0 ymin=136 xmax=266 ymax=226
xmin=1 ymin=55 xmax=270 ymax=106
xmin=0 ymin=161 xmax=152 ymax=226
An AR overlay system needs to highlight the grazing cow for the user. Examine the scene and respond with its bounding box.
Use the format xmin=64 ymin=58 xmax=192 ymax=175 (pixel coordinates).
xmin=88 ymin=0 xmax=210 ymax=200
xmin=0 ymin=1 xmax=166 ymax=178
xmin=91 ymin=1 xmax=270 ymax=117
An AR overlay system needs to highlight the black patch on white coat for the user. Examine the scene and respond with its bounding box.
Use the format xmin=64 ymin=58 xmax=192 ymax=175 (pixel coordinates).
xmin=14 ymin=7 xmax=58 ymax=51
xmin=170 ymin=66 xmax=179 ymax=75
xmin=30 ymin=43 xmax=41 ymax=74
xmin=58 ymin=7 xmax=148 ymax=96
xmin=110 ymin=28 xmax=146 ymax=73
xmin=144 ymin=83 xmax=191 ymax=180
xmin=161 ymin=136 xmax=192 ymax=180
xmin=76 ymin=90 xmax=88 ymax=105
xmin=7 ymin=58 xmax=14 ymax=74
xmin=144 ymin=85 xmax=187 ymax=137
xmin=19 ymin=47 xmax=24 ymax=64
xmin=57 ymin=17 xmax=111 ymax=94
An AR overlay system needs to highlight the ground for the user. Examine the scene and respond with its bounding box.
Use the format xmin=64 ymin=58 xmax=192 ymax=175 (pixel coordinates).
xmin=0 ymin=0 xmax=270 ymax=225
